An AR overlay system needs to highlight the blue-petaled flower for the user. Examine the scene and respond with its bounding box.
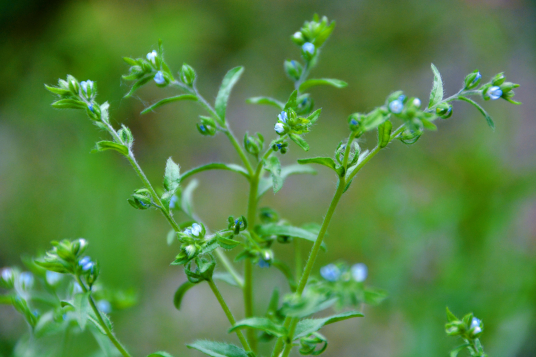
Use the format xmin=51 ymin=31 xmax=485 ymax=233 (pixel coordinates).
xmin=79 ymin=256 xmax=94 ymax=271
xmin=80 ymin=80 xmax=94 ymax=97
xmin=278 ymin=111 xmax=288 ymax=123
xmin=169 ymin=195 xmax=178 ymax=209
xmin=191 ymin=223 xmax=202 ymax=237
xmin=184 ymin=228 xmax=192 ymax=235
xmin=154 ymin=71 xmax=165 ymax=85
xmin=19 ymin=272 xmax=34 ymax=290
xmin=472 ymin=72 xmax=482 ymax=85
xmin=46 ymin=271 xmax=62 ymax=286
xmin=389 ymin=99 xmax=404 ymax=114
xmin=276 ymin=143 xmax=283 ymax=150
xmin=302 ymin=42 xmax=315 ymax=55
xmin=412 ymin=98 xmax=421 ymax=108
xmin=471 ymin=316 xmax=482 ymax=334
xmin=258 ymin=259 xmax=270 ymax=268
xmin=146 ymin=50 xmax=157 ymax=65
xmin=1 ymin=268 xmax=13 ymax=283
xmin=350 ymin=119 xmax=358 ymax=126
xmin=97 ymin=300 xmax=112 ymax=314
xmin=487 ymin=86 xmax=502 ymax=100
xmin=320 ymin=264 xmax=341 ymax=282
xmin=88 ymin=103 xmax=94 ymax=113
xmin=351 ymin=263 xmax=368 ymax=282
xmin=274 ymin=123 xmax=285 ymax=134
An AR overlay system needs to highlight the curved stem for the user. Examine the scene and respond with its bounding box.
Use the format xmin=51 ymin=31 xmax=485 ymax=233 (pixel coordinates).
xmin=224 ymin=126 xmax=254 ymax=176
xmin=75 ymin=276 xmax=132 ymax=357
xmin=207 ymin=278 xmax=252 ymax=352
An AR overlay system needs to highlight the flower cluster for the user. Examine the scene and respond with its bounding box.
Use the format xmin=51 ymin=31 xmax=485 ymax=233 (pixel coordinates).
xmin=445 ymin=308 xmax=488 ymax=356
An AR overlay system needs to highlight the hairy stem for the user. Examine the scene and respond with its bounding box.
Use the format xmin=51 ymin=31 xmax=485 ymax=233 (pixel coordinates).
xmin=207 ymin=278 xmax=252 ymax=352
xmin=75 ymin=276 xmax=132 ymax=357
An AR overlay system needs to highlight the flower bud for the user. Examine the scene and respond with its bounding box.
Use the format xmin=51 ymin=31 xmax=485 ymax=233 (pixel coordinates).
xmin=197 ymin=115 xmax=217 ymax=136
xmin=296 ymin=94 xmax=314 ymax=115
xmin=464 ymin=70 xmax=482 ymax=90
xmin=436 ymin=102 xmax=453 ymax=118
xmin=389 ymin=99 xmax=404 ymax=114
xmin=118 ymin=125 xmax=134 ymax=147
xmin=154 ymin=71 xmax=167 ymax=85
xmin=320 ymin=264 xmax=340 ymax=282
xmin=244 ymin=132 xmax=264 ymax=157
xmin=0 ymin=268 xmax=15 ymax=289
xmin=491 ymin=72 xmax=505 ymax=86
xmin=72 ymin=238 xmax=88 ymax=257
xmin=347 ymin=113 xmax=362 ymax=132
xmin=128 ymin=188 xmax=152 ymax=210
xmin=351 ymin=263 xmax=368 ymax=282
xmin=180 ymin=64 xmax=196 ymax=86
xmin=274 ymin=123 xmax=286 ymax=135
xmin=485 ymin=86 xmax=502 ymax=101
xmin=19 ymin=272 xmax=34 ymax=291
xmin=86 ymin=262 xmax=100 ymax=287
xmin=499 ymin=82 xmax=519 ymax=94
xmin=291 ymin=31 xmax=305 ymax=45
xmin=146 ymin=50 xmax=158 ymax=67
xmin=284 ymin=60 xmax=303 ymax=81
xmin=67 ymin=75 xmax=80 ymax=95
xmin=259 ymin=207 xmax=279 ymax=223
xmin=301 ymin=42 xmax=316 ymax=60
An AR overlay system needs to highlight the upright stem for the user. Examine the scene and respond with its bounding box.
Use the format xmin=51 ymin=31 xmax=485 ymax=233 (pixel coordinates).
xmin=75 ymin=276 xmax=132 ymax=357
xmin=295 ymin=239 xmax=302 ymax=281
xmin=224 ymin=126 xmax=254 ymax=175
xmin=207 ymin=278 xmax=252 ymax=352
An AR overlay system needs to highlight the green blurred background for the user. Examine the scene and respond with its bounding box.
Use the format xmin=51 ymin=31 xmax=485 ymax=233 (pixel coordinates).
xmin=1 ymin=0 xmax=535 ymax=356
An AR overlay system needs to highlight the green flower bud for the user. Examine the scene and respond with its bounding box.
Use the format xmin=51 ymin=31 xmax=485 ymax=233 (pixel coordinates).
xmin=291 ymin=31 xmax=305 ymax=45
xmin=347 ymin=113 xmax=362 ymax=132
xmin=197 ymin=116 xmax=217 ymax=136
xmin=296 ymin=94 xmax=314 ymax=115
xmin=86 ymin=261 xmax=100 ymax=287
xmin=464 ymin=70 xmax=482 ymax=90
xmin=1 ymin=268 xmax=15 ymax=289
xmin=399 ymin=127 xmax=423 ymax=145
xmin=499 ymin=82 xmax=519 ymax=94
xmin=180 ymin=64 xmax=196 ymax=86
xmin=259 ymin=207 xmax=279 ymax=223
xmin=435 ymin=102 xmax=453 ymax=119
xmin=284 ymin=60 xmax=303 ymax=81
xmin=491 ymin=72 xmax=506 ymax=86
xmin=301 ymin=42 xmax=316 ymax=61
xmin=128 ymin=188 xmax=152 ymax=210
xmin=67 ymin=75 xmax=80 ymax=95
xmin=118 ymin=125 xmax=134 ymax=147
xmin=71 ymin=238 xmax=88 ymax=257
xmin=244 ymin=132 xmax=264 ymax=157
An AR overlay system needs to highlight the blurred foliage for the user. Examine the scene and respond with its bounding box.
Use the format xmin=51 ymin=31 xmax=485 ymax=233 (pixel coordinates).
xmin=1 ymin=0 xmax=535 ymax=356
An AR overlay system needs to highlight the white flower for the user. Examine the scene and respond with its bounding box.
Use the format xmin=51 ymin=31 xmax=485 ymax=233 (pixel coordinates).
xmin=278 ymin=111 xmax=288 ymax=123
xmin=293 ymin=32 xmax=304 ymax=41
xmin=191 ymin=223 xmax=202 ymax=237
xmin=320 ymin=264 xmax=341 ymax=282
xmin=412 ymin=98 xmax=421 ymax=108
xmin=274 ymin=123 xmax=285 ymax=134
xmin=389 ymin=99 xmax=404 ymax=114
xmin=46 ymin=271 xmax=62 ymax=286
xmin=487 ymin=86 xmax=502 ymax=100
xmin=146 ymin=50 xmax=157 ymax=65
xmin=154 ymin=71 xmax=165 ymax=85
xmin=97 ymin=300 xmax=112 ymax=314
xmin=351 ymin=263 xmax=368 ymax=282
xmin=302 ymin=42 xmax=315 ymax=55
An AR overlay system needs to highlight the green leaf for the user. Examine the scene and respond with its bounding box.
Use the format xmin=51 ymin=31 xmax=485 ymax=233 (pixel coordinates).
xmin=215 ymin=66 xmax=244 ymax=122
xmin=297 ymin=157 xmax=340 ymax=175
xmin=377 ymin=120 xmax=392 ymax=148
xmin=229 ymin=317 xmax=288 ymax=337
xmin=271 ymin=260 xmax=297 ymax=292
xmin=187 ymin=340 xmax=250 ymax=357
xmin=123 ymin=57 xmax=138 ymax=66
xmin=284 ymin=90 xmax=298 ymax=110
xmin=45 ymin=84 xmax=71 ymax=96
xmin=180 ymin=163 xmax=250 ymax=183
xmin=217 ymin=235 xmax=241 ymax=250
xmin=73 ymin=292 xmax=91 ymax=331
xmin=164 ymin=157 xmax=181 ymax=192
xmin=363 ymin=288 xmax=388 ymax=306
xmin=213 ymin=272 xmax=239 ymax=287
xmin=87 ymin=314 xmax=107 ymax=335
xmin=181 ymin=179 xmax=198 ymax=217
xmin=166 ymin=229 xmax=176 ymax=246
xmin=141 ymin=94 xmax=198 ymax=115
xmin=147 ymin=353 xmax=174 ymax=357
xmin=290 ymin=133 xmax=309 ymax=151
xmin=100 ymin=102 xmax=110 ymax=123
xmin=457 ymin=95 xmax=495 ymax=131
xmin=450 ymin=344 xmax=470 ymax=357
xmin=258 ymin=164 xmax=316 ymax=198
xmin=299 ymin=78 xmax=348 ymax=92
xmin=256 ymin=223 xmax=326 ymax=250
xmin=428 ymin=63 xmax=444 ymax=108
xmin=263 ymin=156 xmax=282 ymax=193
xmin=446 ymin=307 xmax=459 ymax=322
xmin=93 ymin=141 xmax=129 ymax=156
xmin=51 ymin=99 xmax=87 ymax=110
xmin=246 ymin=97 xmax=284 ymax=109
xmin=173 ymin=281 xmax=196 ymax=310
xmin=307 ymin=108 xmax=322 ymax=123
xmin=294 ymin=311 xmax=364 ymax=340
xmin=124 ymin=75 xmax=153 ymax=98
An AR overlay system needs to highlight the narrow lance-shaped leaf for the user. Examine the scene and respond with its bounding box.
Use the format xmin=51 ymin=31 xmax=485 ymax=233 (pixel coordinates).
xmin=93 ymin=141 xmax=129 ymax=156
xmin=229 ymin=317 xmax=288 ymax=337
xmin=290 ymin=133 xmax=309 ymax=151
xmin=263 ymin=156 xmax=283 ymax=193
xmin=246 ymin=97 xmax=284 ymax=109
xmin=181 ymin=179 xmax=198 ymax=217
xmin=457 ymin=95 xmax=495 ymax=131
xmin=256 ymin=223 xmax=327 ymax=250
xmin=173 ymin=281 xmax=196 ymax=310
xmin=180 ymin=163 xmax=250 ymax=183
xmin=215 ymin=66 xmax=244 ymax=122
xmin=257 ymin=164 xmax=316 ymax=198
xmin=148 ymin=352 xmax=175 ymax=357
xmin=51 ymin=99 xmax=87 ymax=110
xmin=124 ymin=75 xmax=153 ymax=98
xmin=377 ymin=120 xmax=392 ymax=148
xmin=428 ymin=63 xmax=444 ymax=108
xmin=284 ymin=90 xmax=298 ymax=110
xmin=293 ymin=311 xmax=364 ymax=340
xmin=187 ymin=340 xmax=250 ymax=357
xmin=297 ymin=157 xmax=341 ymax=176
xmin=141 ymin=95 xmax=198 ymax=114
xmin=164 ymin=157 xmax=181 ymax=193
xmin=299 ymin=78 xmax=348 ymax=92
xmin=73 ymin=292 xmax=91 ymax=331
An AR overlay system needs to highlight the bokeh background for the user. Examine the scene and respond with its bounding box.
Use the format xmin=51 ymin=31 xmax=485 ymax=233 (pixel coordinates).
xmin=1 ymin=0 xmax=535 ymax=356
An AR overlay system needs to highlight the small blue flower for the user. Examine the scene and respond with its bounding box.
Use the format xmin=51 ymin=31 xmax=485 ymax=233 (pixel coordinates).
xmin=320 ymin=264 xmax=341 ymax=282
xmin=351 ymin=263 xmax=368 ymax=282
xmin=235 ymin=219 xmax=240 ymax=225
xmin=350 ymin=119 xmax=358 ymax=126
xmin=302 ymin=42 xmax=315 ymax=55
xmin=97 ymin=300 xmax=112 ymax=314
xmin=398 ymin=95 xmax=406 ymax=102
xmin=184 ymin=228 xmax=192 ymax=235
xmin=389 ymin=99 xmax=404 ymax=114
xmin=276 ymin=143 xmax=283 ymax=150
xmin=472 ymin=72 xmax=482 ymax=85
xmin=199 ymin=124 xmax=206 ymax=132
xmin=46 ymin=271 xmax=62 ymax=286
xmin=154 ymin=71 xmax=166 ymax=85
xmin=169 ymin=195 xmax=178 ymax=209
xmin=278 ymin=111 xmax=288 ymax=123
xmin=274 ymin=123 xmax=285 ymax=134
xmin=471 ymin=317 xmax=482 ymax=334
xmin=88 ymin=103 xmax=94 ymax=113
xmin=487 ymin=86 xmax=502 ymax=100
xmin=1 ymin=268 xmax=13 ymax=283
xmin=258 ymin=259 xmax=270 ymax=268
xmin=290 ymin=60 xmax=298 ymax=68
xmin=80 ymin=80 xmax=94 ymax=96
xmin=191 ymin=223 xmax=202 ymax=237
xmin=293 ymin=32 xmax=304 ymax=42
xmin=79 ymin=256 xmax=91 ymax=266
xmin=19 ymin=272 xmax=34 ymax=290
xmin=146 ymin=50 xmax=157 ymax=65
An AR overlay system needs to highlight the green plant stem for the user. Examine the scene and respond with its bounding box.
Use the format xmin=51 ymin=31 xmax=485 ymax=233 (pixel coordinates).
xmin=215 ymin=249 xmax=244 ymax=288
xmin=295 ymin=239 xmax=302 ymax=282
xmin=341 ymin=131 xmax=358 ymax=169
xmin=207 ymin=278 xmax=252 ymax=352
xmin=224 ymin=126 xmax=254 ymax=175
xmin=75 ymin=276 xmax=132 ymax=357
